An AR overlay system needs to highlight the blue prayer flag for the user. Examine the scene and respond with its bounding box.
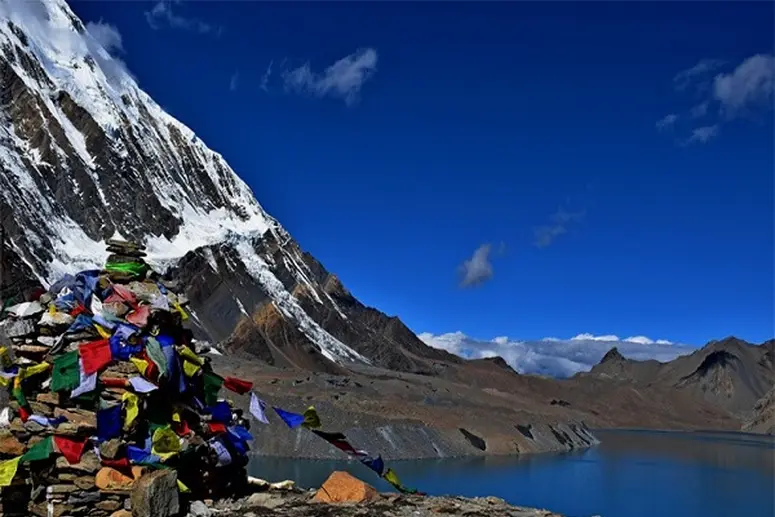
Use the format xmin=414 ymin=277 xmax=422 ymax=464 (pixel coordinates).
xmin=272 ymin=407 xmax=305 ymax=429
xmin=97 ymin=405 xmax=122 ymax=442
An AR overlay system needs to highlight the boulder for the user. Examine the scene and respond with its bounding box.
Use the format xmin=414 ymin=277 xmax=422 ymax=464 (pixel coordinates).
xmin=130 ymin=470 xmax=179 ymax=517
xmin=188 ymin=500 xmax=212 ymax=517
xmin=95 ymin=467 xmax=135 ymax=491
xmin=0 ymin=434 xmax=26 ymax=456
xmin=312 ymin=471 xmax=378 ymax=504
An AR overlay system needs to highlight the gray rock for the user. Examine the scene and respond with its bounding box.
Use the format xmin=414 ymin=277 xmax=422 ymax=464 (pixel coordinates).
xmin=130 ymin=469 xmax=179 ymax=517
xmin=188 ymin=500 xmax=212 ymax=517
xmin=1 ymin=319 xmax=36 ymax=338
xmin=245 ymin=492 xmax=284 ymax=510
xmin=68 ymin=491 xmax=101 ymax=505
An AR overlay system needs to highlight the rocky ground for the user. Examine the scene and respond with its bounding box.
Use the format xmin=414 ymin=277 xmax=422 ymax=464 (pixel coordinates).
xmin=208 ymin=350 xmax=740 ymax=461
xmin=187 ymin=491 xmax=564 ymax=517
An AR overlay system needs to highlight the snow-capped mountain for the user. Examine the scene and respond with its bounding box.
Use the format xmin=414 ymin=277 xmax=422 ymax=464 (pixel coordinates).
xmin=0 ymin=0 xmax=454 ymax=372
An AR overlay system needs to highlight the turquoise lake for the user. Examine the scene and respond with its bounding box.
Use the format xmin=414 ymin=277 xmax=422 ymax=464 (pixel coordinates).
xmin=249 ymin=429 xmax=775 ymax=517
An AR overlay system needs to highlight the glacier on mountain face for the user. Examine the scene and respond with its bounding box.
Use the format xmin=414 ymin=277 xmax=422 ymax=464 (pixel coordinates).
xmin=0 ymin=0 xmax=366 ymax=365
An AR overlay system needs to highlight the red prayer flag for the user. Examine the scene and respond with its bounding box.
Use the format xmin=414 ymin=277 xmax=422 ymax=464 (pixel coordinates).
xmin=70 ymin=303 xmax=87 ymax=317
xmin=101 ymin=377 xmax=128 ymax=388
xmin=126 ymin=306 xmax=150 ymax=328
xmin=53 ymin=436 xmax=87 ymax=464
xmin=79 ymin=339 xmax=112 ymax=375
xmin=18 ymin=406 xmax=30 ymax=423
xmin=223 ymin=376 xmax=253 ymax=395
xmin=207 ymin=422 xmax=227 ymax=434
xmin=111 ymin=284 xmax=138 ymax=309
xmin=101 ymin=457 xmax=131 ymax=472
xmin=173 ymin=419 xmax=192 ymax=437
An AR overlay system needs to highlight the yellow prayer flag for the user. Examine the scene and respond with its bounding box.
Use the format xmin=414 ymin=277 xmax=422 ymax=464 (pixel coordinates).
xmin=0 ymin=457 xmax=21 ymax=487
xmin=0 ymin=376 xmax=11 ymax=388
xmin=48 ymin=304 xmax=55 ymax=315
xmin=302 ymin=406 xmax=321 ymax=429
xmin=122 ymin=392 xmax=140 ymax=430
xmin=173 ymin=302 xmax=189 ymax=321
xmin=383 ymin=468 xmax=401 ymax=488
xmin=177 ymin=479 xmax=191 ymax=493
xmin=130 ymin=357 xmax=149 ymax=376
xmin=182 ymin=360 xmax=200 ymax=378
xmin=20 ymin=362 xmax=50 ymax=379
xmin=0 ymin=347 xmax=11 ymax=369
xmin=151 ymin=427 xmax=181 ymax=460
xmin=178 ymin=346 xmax=203 ymax=366
xmin=171 ymin=410 xmax=181 ymax=423
xmin=95 ymin=325 xmax=112 ymax=339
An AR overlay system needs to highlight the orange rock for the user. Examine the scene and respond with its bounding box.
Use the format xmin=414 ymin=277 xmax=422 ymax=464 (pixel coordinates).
xmin=131 ymin=465 xmax=147 ymax=480
xmin=312 ymin=471 xmax=378 ymax=504
xmin=95 ymin=467 xmax=135 ymax=491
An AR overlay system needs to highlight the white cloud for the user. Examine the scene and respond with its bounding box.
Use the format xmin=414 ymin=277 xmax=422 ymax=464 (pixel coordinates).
xmin=282 ymin=48 xmax=378 ymax=106
xmin=686 ymin=124 xmax=720 ymax=144
xmin=417 ymin=331 xmax=691 ymax=378
xmin=458 ymin=243 xmax=494 ymax=288
xmin=85 ymin=21 xmax=123 ymax=54
xmin=656 ymin=113 xmax=678 ymax=131
xmin=673 ymin=59 xmax=724 ymax=91
xmin=260 ymin=60 xmax=273 ymax=92
xmin=533 ymin=208 xmax=585 ymax=248
xmin=229 ymin=71 xmax=239 ymax=92
xmin=659 ymin=54 xmax=774 ymax=144
xmin=713 ymin=54 xmax=775 ymax=119
xmin=145 ymin=1 xmax=222 ymax=36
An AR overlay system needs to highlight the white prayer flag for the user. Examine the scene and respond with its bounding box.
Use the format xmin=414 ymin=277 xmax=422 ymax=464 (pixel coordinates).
xmin=249 ymin=392 xmax=269 ymax=424
xmin=128 ymin=377 xmax=158 ymax=393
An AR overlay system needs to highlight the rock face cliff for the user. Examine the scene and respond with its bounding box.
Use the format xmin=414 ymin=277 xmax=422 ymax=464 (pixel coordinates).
xmin=584 ymin=337 xmax=774 ymax=417
xmin=0 ymin=0 xmax=458 ymax=375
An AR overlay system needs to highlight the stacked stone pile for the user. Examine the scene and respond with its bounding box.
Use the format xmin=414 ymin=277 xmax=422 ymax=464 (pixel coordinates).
xmin=0 ymin=240 xmax=255 ymax=517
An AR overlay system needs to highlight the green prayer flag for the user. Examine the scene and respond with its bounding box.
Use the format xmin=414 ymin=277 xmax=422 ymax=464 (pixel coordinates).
xmin=51 ymin=351 xmax=80 ymax=392
xmin=105 ymin=261 xmax=148 ymax=278
xmin=202 ymin=371 xmax=223 ymax=406
xmin=22 ymin=436 xmax=53 ymax=462
xmin=145 ymin=337 xmax=167 ymax=376
xmin=11 ymin=384 xmax=27 ymax=408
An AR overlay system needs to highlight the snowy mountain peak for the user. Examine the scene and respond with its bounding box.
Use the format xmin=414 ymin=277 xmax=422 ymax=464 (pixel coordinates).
xmin=0 ymin=0 xmax=447 ymax=372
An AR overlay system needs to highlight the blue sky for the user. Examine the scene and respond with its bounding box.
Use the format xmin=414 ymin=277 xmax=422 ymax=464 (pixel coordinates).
xmin=70 ymin=1 xmax=773 ymax=352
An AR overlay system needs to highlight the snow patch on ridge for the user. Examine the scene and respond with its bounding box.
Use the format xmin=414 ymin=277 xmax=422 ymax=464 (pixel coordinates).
xmin=234 ymin=239 xmax=369 ymax=365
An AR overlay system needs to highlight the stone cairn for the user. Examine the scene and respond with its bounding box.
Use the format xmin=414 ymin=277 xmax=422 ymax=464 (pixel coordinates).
xmin=0 ymin=240 xmax=254 ymax=517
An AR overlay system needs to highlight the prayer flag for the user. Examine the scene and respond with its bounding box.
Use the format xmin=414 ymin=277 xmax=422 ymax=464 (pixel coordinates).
xmin=224 ymin=376 xmax=253 ymax=394
xmin=311 ymin=430 xmax=360 ymax=456
xmin=302 ymin=406 xmax=321 ymax=429
xmin=97 ymin=405 xmax=122 ymax=442
xmin=101 ymin=377 xmax=128 ymax=388
xmin=79 ymin=339 xmax=111 ymax=374
xmin=0 ymin=407 xmax=10 ymax=428
xmin=177 ymin=479 xmax=191 ymax=493
xmin=21 ymin=436 xmax=53 ymax=462
xmin=122 ymin=392 xmax=140 ymax=430
xmin=71 ymin=358 xmax=97 ymax=398
xmin=249 ymin=393 xmax=269 ymax=424
xmin=130 ymin=357 xmax=149 ymax=376
xmin=209 ymin=439 xmax=232 ymax=467
xmin=203 ymin=372 xmax=223 ymax=406
xmin=0 ymin=457 xmax=21 ymax=487
xmin=128 ymin=376 xmax=157 ymax=393
xmin=151 ymin=426 xmax=181 ymax=460
xmin=20 ymin=362 xmax=50 ymax=379
xmin=51 ymin=351 xmax=80 ymax=392
xmin=145 ymin=337 xmax=167 ymax=377
xmin=208 ymin=402 xmax=232 ymax=423
xmin=207 ymin=422 xmax=227 ymax=434
xmin=272 ymin=407 xmax=305 ymax=429
xmin=360 ymin=455 xmax=385 ymax=476
xmin=383 ymin=468 xmax=418 ymax=494
xmin=125 ymin=305 xmax=150 ymax=328
xmin=28 ymin=415 xmax=66 ymax=427
xmin=53 ymin=436 xmax=88 ymax=464
xmin=127 ymin=445 xmax=160 ymax=465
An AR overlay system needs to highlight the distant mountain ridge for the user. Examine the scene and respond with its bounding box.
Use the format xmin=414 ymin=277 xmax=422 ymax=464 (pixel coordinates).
xmin=583 ymin=336 xmax=774 ymax=419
